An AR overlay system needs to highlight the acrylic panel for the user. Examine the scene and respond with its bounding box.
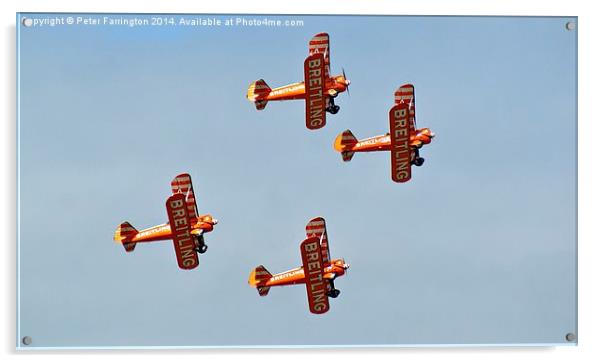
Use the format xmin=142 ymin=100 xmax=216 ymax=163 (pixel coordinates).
xmin=16 ymin=13 xmax=577 ymax=348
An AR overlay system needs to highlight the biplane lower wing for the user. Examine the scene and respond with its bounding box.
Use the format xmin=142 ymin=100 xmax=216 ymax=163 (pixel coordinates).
xmin=300 ymin=236 xmax=330 ymax=314
xmin=304 ymin=53 xmax=327 ymax=130
xmin=166 ymin=193 xmax=199 ymax=270
xmin=389 ymin=103 xmax=412 ymax=183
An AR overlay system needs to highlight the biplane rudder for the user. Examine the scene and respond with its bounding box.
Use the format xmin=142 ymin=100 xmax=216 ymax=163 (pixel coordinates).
xmin=113 ymin=221 xmax=138 ymax=252
xmin=334 ymin=129 xmax=357 ymax=162
xmin=248 ymin=265 xmax=273 ymax=296
xmin=247 ymin=79 xmax=272 ymax=110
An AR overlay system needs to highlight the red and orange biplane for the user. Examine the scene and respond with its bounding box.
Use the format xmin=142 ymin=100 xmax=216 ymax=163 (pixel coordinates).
xmin=113 ymin=173 xmax=218 ymax=270
xmin=248 ymin=217 xmax=349 ymax=314
xmin=334 ymin=84 xmax=435 ymax=183
xmin=247 ymin=32 xmax=351 ymax=130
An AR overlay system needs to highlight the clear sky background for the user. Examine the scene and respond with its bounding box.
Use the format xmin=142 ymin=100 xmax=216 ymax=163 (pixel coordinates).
xmin=17 ymin=14 xmax=576 ymax=347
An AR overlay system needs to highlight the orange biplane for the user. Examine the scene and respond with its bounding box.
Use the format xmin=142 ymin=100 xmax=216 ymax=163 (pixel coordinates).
xmin=334 ymin=84 xmax=435 ymax=183
xmin=113 ymin=173 xmax=218 ymax=270
xmin=248 ymin=217 xmax=349 ymax=314
xmin=247 ymin=32 xmax=350 ymax=130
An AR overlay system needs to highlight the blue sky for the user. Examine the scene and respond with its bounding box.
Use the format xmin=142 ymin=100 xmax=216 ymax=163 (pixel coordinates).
xmin=17 ymin=14 xmax=576 ymax=347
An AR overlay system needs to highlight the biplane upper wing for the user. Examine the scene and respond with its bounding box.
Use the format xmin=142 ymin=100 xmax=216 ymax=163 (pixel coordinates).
xmin=394 ymin=84 xmax=416 ymax=133
xmin=300 ymin=236 xmax=330 ymax=314
xmin=170 ymin=173 xmax=198 ymax=224
xmin=304 ymin=53 xmax=327 ymax=130
xmin=309 ymin=32 xmax=330 ymax=77
xmin=389 ymin=102 xmax=412 ymax=183
xmin=165 ymin=193 xmax=199 ymax=270
xmin=305 ymin=217 xmax=330 ymax=264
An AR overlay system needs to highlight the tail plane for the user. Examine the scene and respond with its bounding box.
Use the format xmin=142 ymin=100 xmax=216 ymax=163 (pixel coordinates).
xmin=334 ymin=129 xmax=358 ymax=162
xmin=248 ymin=265 xmax=273 ymax=296
xmin=247 ymin=79 xmax=271 ymax=110
xmin=113 ymin=222 xmax=138 ymax=252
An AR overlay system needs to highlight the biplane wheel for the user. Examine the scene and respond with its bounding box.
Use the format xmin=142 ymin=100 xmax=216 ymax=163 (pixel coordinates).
xmin=329 ymin=289 xmax=341 ymax=298
xmin=332 ymin=105 xmax=340 ymax=114
xmin=198 ymin=245 xmax=208 ymax=254
xmin=415 ymin=157 xmax=425 ymax=167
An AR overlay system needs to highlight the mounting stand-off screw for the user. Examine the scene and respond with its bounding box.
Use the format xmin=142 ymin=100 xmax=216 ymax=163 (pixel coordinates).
xmin=565 ymin=22 xmax=576 ymax=31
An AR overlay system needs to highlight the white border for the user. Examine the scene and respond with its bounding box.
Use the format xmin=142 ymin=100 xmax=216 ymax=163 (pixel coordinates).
xmin=3 ymin=1 xmax=601 ymax=362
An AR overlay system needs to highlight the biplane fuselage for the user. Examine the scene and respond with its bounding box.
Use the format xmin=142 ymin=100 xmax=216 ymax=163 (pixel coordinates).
xmin=122 ymin=215 xmax=217 ymax=244
xmin=256 ymin=75 xmax=349 ymax=102
xmin=337 ymin=128 xmax=435 ymax=154
xmin=255 ymin=258 xmax=348 ymax=288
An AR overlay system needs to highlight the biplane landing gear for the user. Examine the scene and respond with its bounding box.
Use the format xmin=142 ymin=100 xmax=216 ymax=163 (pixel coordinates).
xmin=412 ymin=149 xmax=425 ymax=167
xmin=328 ymin=280 xmax=340 ymax=298
xmin=326 ymin=105 xmax=340 ymax=114
xmin=195 ymin=235 xmax=208 ymax=254
xmin=326 ymin=97 xmax=340 ymax=114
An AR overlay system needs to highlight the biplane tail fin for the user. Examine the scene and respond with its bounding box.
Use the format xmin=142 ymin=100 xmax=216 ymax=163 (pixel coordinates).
xmin=248 ymin=265 xmax=272 ymax=296
xmin=247 ymin=79 xmax=272 ymax=110
xmin=113 ymin=222 xmax=138 ymax=252
xmin=334 ymin=129 xmax=358 ymax=162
